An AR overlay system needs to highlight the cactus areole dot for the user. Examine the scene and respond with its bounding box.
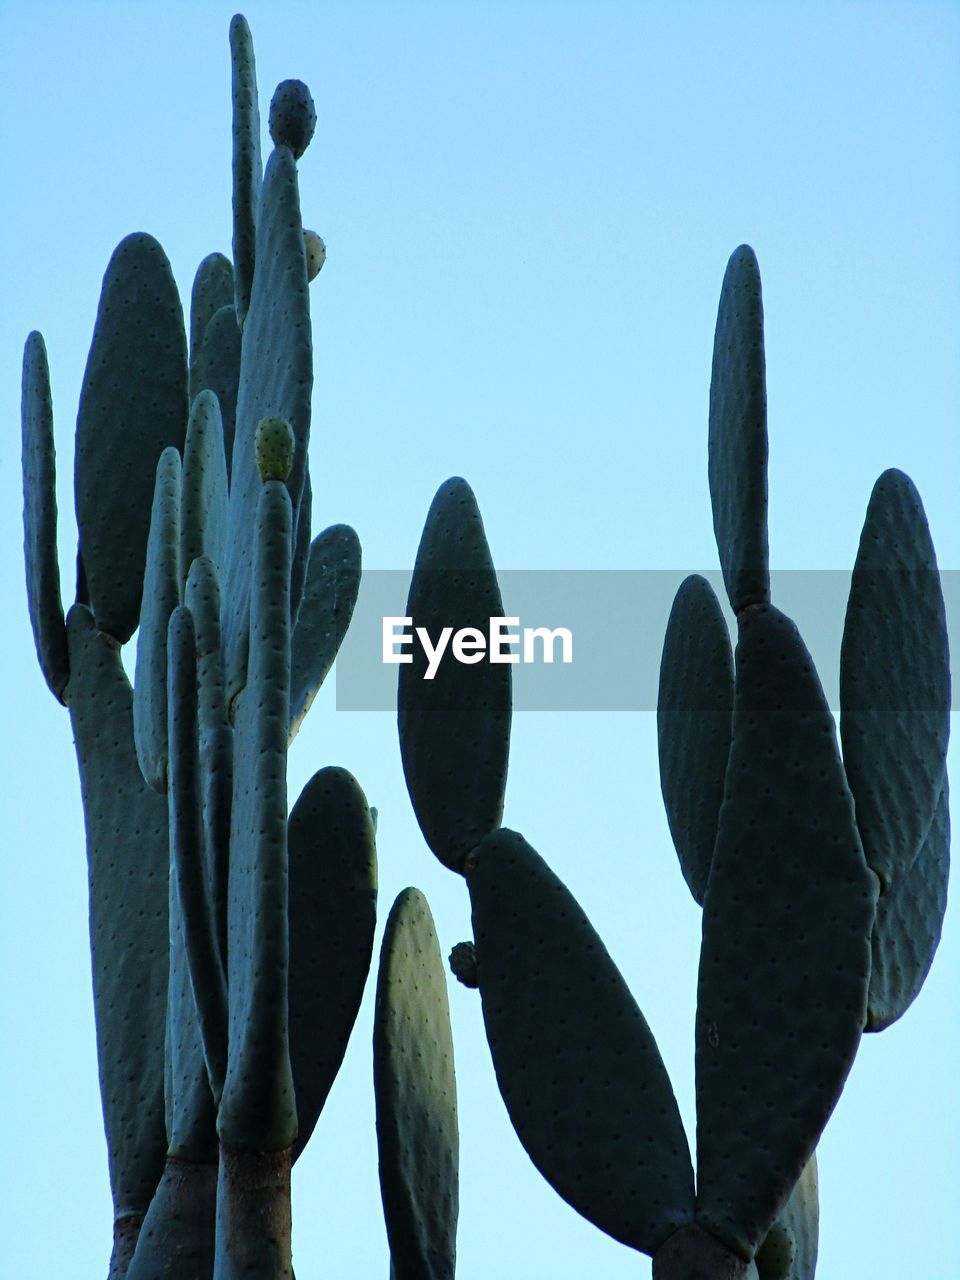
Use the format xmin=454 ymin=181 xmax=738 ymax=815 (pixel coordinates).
xmin=255 ymin=416 xmax=295 ymax=483
xmin=269 ymin=79 xmax=317 ymax=158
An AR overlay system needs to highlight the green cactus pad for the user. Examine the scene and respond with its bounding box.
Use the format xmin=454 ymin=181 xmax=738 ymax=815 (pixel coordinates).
xmin=218 ymin=481 xmax=296 ymax=1151
xmin=695 ymin=604 xmax=877 ymax=1259
xmin=188 ymin=253 xmax=234 ymax=403
xmin=708 ymin=245 xmax=770 ymax=613
xmin=839 ymin=468 xmax=950 ymax=894
xmin=374 ymin=888 xmax=458 ymax=1280
xmin=133 ymin=448 xmax=182 ymax=793
xmin=75 ymin=232 xmax=188 ymax=643
xmin=184 ymin=557 xmax=232 ymax=974
xmin=180 ymin=390 xmax=229 ymax=591
xmin=123 ymin=1159 xmax=217 ymax=1280
xmin=867 ymin=776 xmax=950 ymax=1032
xmin=230 ymin=14 xmax=262 ymax=329
xmin=657 ymin=574 xmax=734 ymax=904
xmin=255 ymin=415 xmax=296 ymax=482
xmin=289 ymin=524 xmax=362 ymax=741
xmin=222 ymin=145 xmax=312 ymax=702
xmin=65 ymin=604 xmax=168 ymax=1219
xmin=268 ymin=79 xmax=317 ymax=158
xmin=304 ymin=230 xmax=326 ymax=280
xmin=168 ymin=606 xmax=228 ymax=1107
xmin=398 ymin=478 xmax=511 ymax=873
xmin=756 ymin=1154 xmax=818 ymax=1280
xmin=21 ymin=330 xmax=69 ymax=702
xmin=193 ymin=304 xmax=241 ymax=485
xmin=466 ymin=828 xmax=695 ymax=1256
xmin=288 ymin=766 xmax=377 ymax=1160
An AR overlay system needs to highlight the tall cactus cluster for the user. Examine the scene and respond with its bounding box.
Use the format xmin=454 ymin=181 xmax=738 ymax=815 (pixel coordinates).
xmin=21 ymin=15 xmax=458 ymax=1280
xmin=398 ymin=245 xmax=950 ymax=1279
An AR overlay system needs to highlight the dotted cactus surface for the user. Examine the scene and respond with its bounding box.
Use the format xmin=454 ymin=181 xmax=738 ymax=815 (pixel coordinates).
xmin=657 ymin=574 xmax=734 ymax=904
xmin=168 ymin=606 xmax=228 ymax=1108
xmin=708 ymin=245 xmax=770 ymax=613
xmin=230 ymin=14 xmax=262 ymax=329
xmin=194 ymin=304 xmax=242 ymax=485
xmin=467 ymin=828 xmax=695 ymax=1256
xmin=21 ymin=330 xmax=69 ymax=702
xmin=133 ymin=448 xmax=182 ymax=794
xmin=840 ymin=468 xmax=951 ymax=894
xmin=122 ymin=1160 xmax=217 ymax=1280
xmin=867 ymin=776 xmax=950 ymax=1032
xmin=288 ymin=766 xmax=377 ymax=1161
xmin=65 ymin=604 xmax=168 ymax=1218
xmin=398 ymin=478 xmax=511 ymax=872
xmin=75 ymin=233 xmax=188 ymax=643
xmin=289 ymin=523 xmax=362 ymax=741
xmin=188 ymin=253 xmax=234 ymax=403
xmin=696 ymin=605 xmax=876 ymax=1259
xmin=756 ymin=1153 xmax=818 ymax=1280
xmin=219 ymin=482 xmax=296 ymax=1151
xmin=268 ymin=79 xmax=317 ymax=158
xmin=222 ymin=145 xmax=312 ymax=703
xmin=180 ymin=390 xmax=229 ymax=593
xmin=374 ymin=888 xmax=458 ymax=1280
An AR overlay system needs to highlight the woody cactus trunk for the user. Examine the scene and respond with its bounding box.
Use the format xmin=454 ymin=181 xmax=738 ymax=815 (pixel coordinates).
xmin=397 ymin=245 xmax=950 ymax=1279
xmin=20 ymin=15 xmax=403 ymax=1279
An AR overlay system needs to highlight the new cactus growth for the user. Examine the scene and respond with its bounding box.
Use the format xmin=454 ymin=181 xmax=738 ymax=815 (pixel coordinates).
xmin=398 ymin=246 xmax=950 ymax=1278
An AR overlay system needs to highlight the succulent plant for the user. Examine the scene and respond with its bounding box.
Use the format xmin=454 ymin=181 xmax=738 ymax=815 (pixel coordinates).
xmin=398 ymin=246 xmax=950 ymax=1280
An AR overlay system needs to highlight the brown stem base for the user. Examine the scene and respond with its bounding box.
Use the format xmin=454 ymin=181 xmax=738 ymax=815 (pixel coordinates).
xmin=213 ymin=1144 xmax=293 ymax=1280
xmin=109 ymin=1214 xmax=145 ymax=1279
xmin=653 ymin=1224 xmax=759 ymax=1280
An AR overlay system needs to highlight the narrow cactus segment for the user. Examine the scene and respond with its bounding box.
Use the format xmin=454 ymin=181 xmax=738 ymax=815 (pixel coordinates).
xmin=467 ymin=828 xmax=695 ymax=1256
xmin=65 ymin=604 xmax=168 ymax=1222
xmin=756 ymin=1154 xmax=818 ymax=1280
xmin=290 ymin=469 xmax=313 ymax=631
xmin=75 ymin=232 xmax=188 ymax=642
xmin=222 ymin=145 xmax=312 ymax=701
xmin=124 ymin=1160 xmax=218 ymax=1280
xmin=218 ymin=481 xmax=296 ymax=1151
xmin=229 ymin=13 xmax=262 ymax=330
xmin=839 ymin=468 xmax=950 ymax=893
xmin=169 ymin=606 xmax=229 ymax=1105
xmin=189 ymin=253 xmax=235 ymax=402
xmin=289 ymin=524 xmax=362 ymax=741
xmin=194 ymin=304 xmax=242 ymax=485
xmin=181 ymin=390 xmax=229 ymax=591
xmin=21 ymin=330 xmax=69 ymax=702
xmin=374 ymin=889 xmax=459 ymax=1280
xmin=866 ymin=776 xmax=950 ymax=1032
xmin=708 ymin=245 xmax=770 ymax=613
xmin=398 ymin=478 xmax=511 ymax=873
xmin=185 ymin=557 xmax=232 ymax=977
xmin=657 ymin=574 xmax=734 ymax=904
xmin=696 ymin=604 xmax=877 ymax=1260
xmin=134 ymin=448 xmax=182 ymax=793
xmin=287 ymin=767 xmax=377 ymax=1159
xmin=268 ymin=79 xmax=317 ymax=158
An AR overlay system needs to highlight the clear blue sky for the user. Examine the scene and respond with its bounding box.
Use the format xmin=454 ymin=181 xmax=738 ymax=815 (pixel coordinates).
xmin=0 ymin=3 xmax=957 ymax=1278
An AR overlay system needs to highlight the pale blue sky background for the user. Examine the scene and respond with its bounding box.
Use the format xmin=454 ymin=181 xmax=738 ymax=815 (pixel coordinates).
xmin=0 ymin=3 xmax=957 ymax=1277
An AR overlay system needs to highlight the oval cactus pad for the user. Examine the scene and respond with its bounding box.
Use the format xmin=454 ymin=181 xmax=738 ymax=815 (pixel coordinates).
xmin=188 ymin=252 xmax=234 ymax=402
xmin=398 ymin=478 xmax=511 ymax=872
xmin=696 ymin=604 xmax=877 ymax=1259
xmin=708 ymin=245 xmax=770 ymax=613
xmin=374 ymin=888 xmax=458 ymax=1280
xmin=840 ymin=468 xmax=950 ymax=894
xmin=467 ymin=828 xmax=695 ymax=1256
xmin=75 ymin=233 xmax=188 ymax=643
xmin=657 ymin=574 xmax=734 ymax=904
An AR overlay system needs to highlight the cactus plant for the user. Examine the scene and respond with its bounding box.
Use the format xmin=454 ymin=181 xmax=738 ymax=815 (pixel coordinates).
xmin=398 ymin=246 xmax=950 ymax=1279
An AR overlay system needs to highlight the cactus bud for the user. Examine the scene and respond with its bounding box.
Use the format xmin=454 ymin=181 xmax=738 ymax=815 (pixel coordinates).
xmin=255 ymin=416 xmax=295 ymax=483
xmin=304 ymin=231 xmax=326 ymax=281
xmin=449 ymin=941 xmax=479 ymax=988
xmin=269 ymin=79 xmax=317 ymax=158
